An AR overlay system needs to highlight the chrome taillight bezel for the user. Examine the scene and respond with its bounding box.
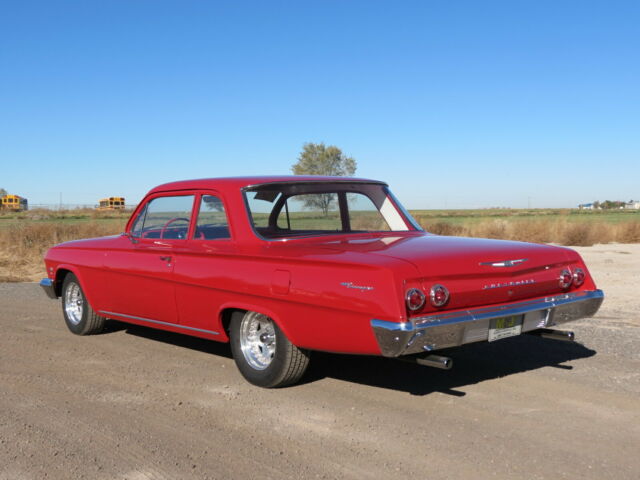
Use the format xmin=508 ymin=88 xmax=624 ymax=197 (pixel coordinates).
xmin=573 ymin=267 xmax=585 ymax=286
xmin=406 ymin=288 xmax=426 ymax=311
xmin=559 ymin=268 xmax=573 ymax=289
xmin=429 ymin=284 xmax=450 ymax=307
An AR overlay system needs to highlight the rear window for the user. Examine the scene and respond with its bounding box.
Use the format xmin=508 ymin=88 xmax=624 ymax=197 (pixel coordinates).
xmin=244 ymin=182 xmax=416 ymax=239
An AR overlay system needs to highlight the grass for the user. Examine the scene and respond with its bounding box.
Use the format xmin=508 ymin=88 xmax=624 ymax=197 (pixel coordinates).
xmin=0 ymin=208 xmax=131 ymax=227
xmin=0 ymin=208 xmax=638 ymax=282
xmin=422 ymin=218 xmax=640 ymax=246
xmin=0 ymin=210 xmax=128 ymax=282
xmin=412 ymin=208 xmax=640 ymax=246
xmin=410 ymin=208 xmax=639 ymax=224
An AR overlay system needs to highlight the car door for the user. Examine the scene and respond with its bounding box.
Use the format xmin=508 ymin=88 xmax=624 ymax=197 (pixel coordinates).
xmin=102 ymin=193 xmax=196 ymax=325
xmin=173 ymin=192 xmax=237 ymax=335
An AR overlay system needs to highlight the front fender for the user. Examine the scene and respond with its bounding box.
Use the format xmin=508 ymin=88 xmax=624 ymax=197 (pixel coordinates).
xmin=51 ymin=264 xmax=105 ymax=313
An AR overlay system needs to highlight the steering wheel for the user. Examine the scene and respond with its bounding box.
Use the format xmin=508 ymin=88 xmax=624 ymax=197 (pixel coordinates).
xmin=160 ymin=217 xmax=190 ymax=239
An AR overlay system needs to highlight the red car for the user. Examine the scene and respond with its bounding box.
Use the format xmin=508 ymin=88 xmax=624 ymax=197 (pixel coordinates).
xmin=41 ymin=176 xmax=604 ymax=387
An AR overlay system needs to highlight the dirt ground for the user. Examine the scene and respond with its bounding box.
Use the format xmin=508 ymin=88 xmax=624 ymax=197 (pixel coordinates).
xmin=1 ymin=244 xmax=639 ymax=480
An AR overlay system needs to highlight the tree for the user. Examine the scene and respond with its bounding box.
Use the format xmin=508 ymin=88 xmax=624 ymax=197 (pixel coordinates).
xmin=291 ymin=143 xmax=357 ymax=215
xmin=0 ymin=188 xmax=6 ymax=196
xmin=292 ymin=142 xmax=357 ymax=177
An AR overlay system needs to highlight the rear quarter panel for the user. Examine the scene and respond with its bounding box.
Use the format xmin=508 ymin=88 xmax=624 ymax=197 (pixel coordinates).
xmin=174 ymin=245 xmax=418 ymax=355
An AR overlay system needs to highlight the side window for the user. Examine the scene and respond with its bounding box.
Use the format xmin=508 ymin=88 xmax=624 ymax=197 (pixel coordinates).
xmin=194 ymin=195 xmax=230 ymax=240
xmin=132 ymin=195 xmax=194 ymax=239
xmin=244 ymin=190 xmax=281 ymax=228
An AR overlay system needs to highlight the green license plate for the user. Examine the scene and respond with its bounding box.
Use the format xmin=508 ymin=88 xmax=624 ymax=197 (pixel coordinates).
xmin=488 ymin=315 xmax=523 ymax=342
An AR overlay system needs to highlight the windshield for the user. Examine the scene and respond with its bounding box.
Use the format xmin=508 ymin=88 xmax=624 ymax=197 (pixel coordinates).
xmin=244 ymin=182 xmax=422 ymax=239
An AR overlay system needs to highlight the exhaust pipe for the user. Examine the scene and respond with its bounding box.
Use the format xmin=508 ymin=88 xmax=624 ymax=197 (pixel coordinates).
xmin=528 ymin=328 xmax=575 ymax=342
xmin=416 ymin=354 xmax=453 ymax=370
xmin=398 ymin=354 xmax=453 ymax=370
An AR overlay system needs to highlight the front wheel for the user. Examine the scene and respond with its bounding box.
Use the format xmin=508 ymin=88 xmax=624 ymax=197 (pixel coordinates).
xmin=229 ymin=311 xmax=310 ymax=388
xmin=61 ymin=273 xmax=105 ymax=335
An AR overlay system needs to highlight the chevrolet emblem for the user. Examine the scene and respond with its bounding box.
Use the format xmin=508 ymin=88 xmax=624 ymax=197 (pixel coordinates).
xmin=479 ymin=258 xmax=528 ymax=267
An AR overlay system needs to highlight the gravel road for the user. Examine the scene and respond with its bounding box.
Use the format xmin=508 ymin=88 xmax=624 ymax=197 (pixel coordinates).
xmin=1 ymin=245 xmax=639 ymax=480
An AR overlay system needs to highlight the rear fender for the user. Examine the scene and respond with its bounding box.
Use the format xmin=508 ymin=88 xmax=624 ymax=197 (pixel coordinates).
xmin=218 ymin=301 xmax=295 ymax=345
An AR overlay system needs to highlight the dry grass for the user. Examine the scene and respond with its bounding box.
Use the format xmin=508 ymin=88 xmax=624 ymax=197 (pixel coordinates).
xmin=0 ymin=211 xmax=639 ymax=282
xmin=421 ymin=218 xmax=640 ymax=246
xmin=0 ymin=221 xmax=125 ymax=282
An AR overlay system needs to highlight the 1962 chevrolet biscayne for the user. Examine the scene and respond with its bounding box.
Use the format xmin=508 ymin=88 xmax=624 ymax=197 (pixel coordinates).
xmin=41 ymin=176 xmax=604 ymax=387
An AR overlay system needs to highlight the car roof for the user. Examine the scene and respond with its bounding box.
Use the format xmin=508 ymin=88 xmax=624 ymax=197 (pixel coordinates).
xmin=148 ymin=176 xmax=386 ymax=194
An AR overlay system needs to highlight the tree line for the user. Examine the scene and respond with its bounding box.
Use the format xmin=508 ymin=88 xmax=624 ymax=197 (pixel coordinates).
xmin=590 ymin=200 xmax=636 ymax=209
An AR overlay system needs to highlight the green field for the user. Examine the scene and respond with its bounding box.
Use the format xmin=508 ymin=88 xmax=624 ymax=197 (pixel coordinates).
xmin=410 ymin=208 xmax=640 ymax=225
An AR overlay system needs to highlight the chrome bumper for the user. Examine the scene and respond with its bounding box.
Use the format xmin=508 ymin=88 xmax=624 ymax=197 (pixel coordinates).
xmin=40 ymin=278 xmax=58 ymax=299
xmin=371 ymin=289 xmax=604 ymax=357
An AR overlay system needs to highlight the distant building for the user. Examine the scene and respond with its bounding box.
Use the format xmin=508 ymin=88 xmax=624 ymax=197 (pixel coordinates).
xmin=578 ymin=203 xmax=595 ymax=210
xmin=625 ymin=201 xmax=640 ymax=210
xmin=0 ymin=194 xmax=28 ymax=211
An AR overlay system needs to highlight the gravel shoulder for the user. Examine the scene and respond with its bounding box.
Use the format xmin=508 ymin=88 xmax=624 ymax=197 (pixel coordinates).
xmin=1 ymin=244 xmax=639 ymax=480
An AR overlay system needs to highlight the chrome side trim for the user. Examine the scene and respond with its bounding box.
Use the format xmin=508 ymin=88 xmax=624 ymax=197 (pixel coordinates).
xmin=40 ymin=278 xmax=58 ymax=299
xmin=371 ymin=289 xmax=604 ymax=357
xmin=98 ymin=310 xmax=220 ymax=335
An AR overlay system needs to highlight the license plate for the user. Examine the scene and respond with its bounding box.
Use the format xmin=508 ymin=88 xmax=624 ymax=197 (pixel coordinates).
xmin=488 ymin=315 xmax=523 ymax=342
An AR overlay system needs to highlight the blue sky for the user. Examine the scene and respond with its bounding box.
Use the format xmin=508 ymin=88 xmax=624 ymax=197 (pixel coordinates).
xmin=1 ymin=0 xmax=638 ymax=209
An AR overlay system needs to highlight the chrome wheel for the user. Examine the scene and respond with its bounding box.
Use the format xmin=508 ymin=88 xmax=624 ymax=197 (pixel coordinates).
xmin=230 ymin=310 xmax=311 ymax=387
xmin=64 ymin=282 xmax=84 ymax=325
xmin=60 ymin=273 xmax=105 ymax=336
xmin=239 ymin=311 xmax=276 ymax=370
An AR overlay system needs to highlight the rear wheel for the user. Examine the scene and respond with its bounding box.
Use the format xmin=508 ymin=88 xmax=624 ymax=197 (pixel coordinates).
xmin=229 ymin=310 xmax=310 ymax=388
xmin=61 ymin=273 xmax=105 ymax=335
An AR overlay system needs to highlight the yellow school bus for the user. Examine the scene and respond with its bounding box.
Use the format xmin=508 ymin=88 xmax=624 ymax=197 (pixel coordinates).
xmin=97 ymin=197 xmax=126 ymax=210
xmin=0 ymin=194 xmax=28 ymax=211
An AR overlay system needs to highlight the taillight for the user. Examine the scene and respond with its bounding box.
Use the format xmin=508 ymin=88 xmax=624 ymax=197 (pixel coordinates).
xmin=429 ymin=284 xmax=449 ymax=307
xmin=559 ymin=269 xmax=573 ymax=289
xmin=406 ymin=288 xmax=426 ymax=311
xmin=573 ymin=268 xmax=585 ymax=286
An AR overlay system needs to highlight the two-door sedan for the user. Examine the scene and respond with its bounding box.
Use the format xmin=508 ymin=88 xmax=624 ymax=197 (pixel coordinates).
xmin=41 ymin=176 xmax=604 ymax=387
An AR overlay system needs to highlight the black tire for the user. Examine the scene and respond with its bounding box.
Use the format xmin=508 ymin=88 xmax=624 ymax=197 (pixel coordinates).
xmin=229 ymin=310 xmax=310 ymax=388
xmin=61 ymin=273 xmax=105 ymax=335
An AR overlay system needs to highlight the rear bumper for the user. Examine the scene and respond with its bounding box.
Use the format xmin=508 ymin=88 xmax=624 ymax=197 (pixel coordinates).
xmin=371 ymin=289 xmax=604 ymax=357
xmin=40 ymin=278 xmax=58 ymax=299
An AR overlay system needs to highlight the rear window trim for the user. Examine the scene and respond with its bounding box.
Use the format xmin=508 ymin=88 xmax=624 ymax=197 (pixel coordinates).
xmin=242 ymin=182 xmax=417 ymax=242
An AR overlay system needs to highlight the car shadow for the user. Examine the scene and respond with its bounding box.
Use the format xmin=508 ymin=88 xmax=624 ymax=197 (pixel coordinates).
xmin=103 ymin=320 xmax=233 ymax=359
xmin=306 ymin=335 xmax=596 ymax=396
xmin=103 ymin=321 xmax=595 ymax=396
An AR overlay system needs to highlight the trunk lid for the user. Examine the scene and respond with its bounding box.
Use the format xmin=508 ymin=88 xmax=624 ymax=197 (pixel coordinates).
xmin=305 ymin=233 xmax=575 ymax=312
